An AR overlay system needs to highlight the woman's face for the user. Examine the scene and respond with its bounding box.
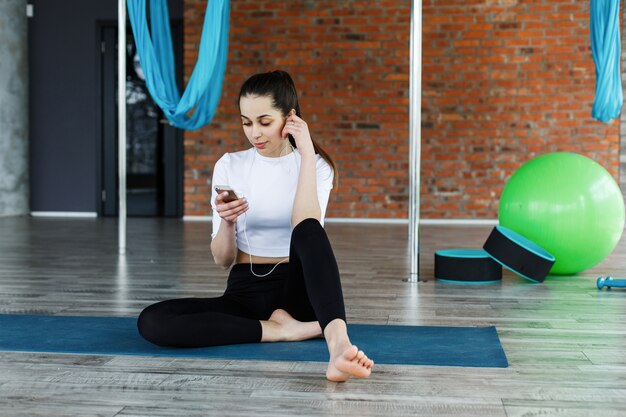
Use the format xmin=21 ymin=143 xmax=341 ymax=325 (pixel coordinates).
xmin=239 ymin=94 xmax=290 ymax=158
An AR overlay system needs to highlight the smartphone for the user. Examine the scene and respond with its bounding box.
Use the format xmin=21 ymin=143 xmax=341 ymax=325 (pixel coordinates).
xmin=214 ymin=185 xmax=240 ymax=203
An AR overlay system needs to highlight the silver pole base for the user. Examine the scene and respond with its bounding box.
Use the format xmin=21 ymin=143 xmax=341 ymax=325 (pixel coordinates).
xmin=404 ymin=274 xmax=420 ymax=283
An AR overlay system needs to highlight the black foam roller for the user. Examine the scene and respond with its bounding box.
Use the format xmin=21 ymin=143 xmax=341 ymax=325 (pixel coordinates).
xmin=435 ymin=249 xmax=502 ymax=283
xmin=483 ymin=225 xmax=555 ymax=283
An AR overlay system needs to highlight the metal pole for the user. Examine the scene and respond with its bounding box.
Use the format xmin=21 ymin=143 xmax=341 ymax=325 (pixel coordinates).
xmin=118 ymin=0 xmax=127 ymax=255
xmin=407 ymin=0 xmax=422 ymax=282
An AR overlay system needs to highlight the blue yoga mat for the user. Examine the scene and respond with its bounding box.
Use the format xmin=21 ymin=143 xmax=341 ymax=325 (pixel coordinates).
xmin=0 ymin=314 xmax=508 ymax=368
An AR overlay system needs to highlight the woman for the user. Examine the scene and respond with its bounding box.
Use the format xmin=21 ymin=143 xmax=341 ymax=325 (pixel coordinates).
xmin=138 ymin=70 xmax=373 ymax=382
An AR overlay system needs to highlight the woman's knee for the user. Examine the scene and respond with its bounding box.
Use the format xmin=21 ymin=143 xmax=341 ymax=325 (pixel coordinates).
xmin=137 ymin=302 xmax=172 ymax=346
xmin=292 ymin=218 xmax=324 ymax=243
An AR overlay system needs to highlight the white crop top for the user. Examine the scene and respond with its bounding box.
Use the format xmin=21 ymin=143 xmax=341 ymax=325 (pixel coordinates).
xmin=210 ymin=147 xmax=334 ymax=257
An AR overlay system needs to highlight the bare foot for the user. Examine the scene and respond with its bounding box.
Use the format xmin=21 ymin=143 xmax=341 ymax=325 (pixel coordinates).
xmin=326 ymin=344 xmax=374 ymax=382
xmin=261 ymin=309 xmax=322 ymax=342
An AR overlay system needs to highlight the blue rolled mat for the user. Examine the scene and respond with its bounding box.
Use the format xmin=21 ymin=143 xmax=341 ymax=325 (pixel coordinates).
xmin=0 ymin=314 xmax=508 ymax=368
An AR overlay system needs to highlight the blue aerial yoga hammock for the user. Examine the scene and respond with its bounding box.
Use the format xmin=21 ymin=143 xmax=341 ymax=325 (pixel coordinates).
xmin=590 ymin=0 xmax=623 ymax=123
xmin=126 ymin=0 xmax=229 ymax=130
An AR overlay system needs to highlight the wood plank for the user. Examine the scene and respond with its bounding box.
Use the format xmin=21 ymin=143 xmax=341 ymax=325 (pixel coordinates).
xmin=0 ymin=217 xmax=625 ymax=416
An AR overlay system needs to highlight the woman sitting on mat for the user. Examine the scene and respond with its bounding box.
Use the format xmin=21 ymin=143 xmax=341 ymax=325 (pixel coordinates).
xmin=137 ymin=70 xmax=373 ymax=382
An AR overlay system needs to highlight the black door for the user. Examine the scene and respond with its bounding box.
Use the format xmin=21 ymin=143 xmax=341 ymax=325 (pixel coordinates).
xmin=100 ymin=23 xmax=183 ymax=217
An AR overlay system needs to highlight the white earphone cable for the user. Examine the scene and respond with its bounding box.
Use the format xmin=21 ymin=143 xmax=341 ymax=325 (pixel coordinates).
xmin=243 ymin=141 xmax=296 ymax=277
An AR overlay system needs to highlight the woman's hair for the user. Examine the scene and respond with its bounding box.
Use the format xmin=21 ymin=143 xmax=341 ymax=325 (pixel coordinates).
xmin=238 ymin=70 xmax=337 ymax=177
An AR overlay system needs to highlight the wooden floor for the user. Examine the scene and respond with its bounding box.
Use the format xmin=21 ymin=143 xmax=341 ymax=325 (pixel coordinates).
xmin=1 ymin=216 xmax=626 ymax=416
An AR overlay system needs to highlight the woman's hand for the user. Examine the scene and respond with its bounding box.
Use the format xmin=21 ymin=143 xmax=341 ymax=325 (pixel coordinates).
xmin=282 ymin=114 xmax=315 ymax=157
xmin=215 ymin=192 xmax=248 ymax=224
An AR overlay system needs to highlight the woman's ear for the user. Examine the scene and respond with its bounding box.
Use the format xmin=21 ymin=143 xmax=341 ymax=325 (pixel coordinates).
xmin=288 ymin=109 xmax=296 ymax=117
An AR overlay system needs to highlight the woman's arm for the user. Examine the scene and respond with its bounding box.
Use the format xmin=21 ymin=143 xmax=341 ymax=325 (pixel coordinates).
xmin=210 ymin=193 xmax=248 ymax=269
xmin=293 ymin=151 xmax=320 ymax=226
xmin=284 ymin=115 xmax=321 ymax=227
xmin=210 ymin=220 xmax=237 ymax=269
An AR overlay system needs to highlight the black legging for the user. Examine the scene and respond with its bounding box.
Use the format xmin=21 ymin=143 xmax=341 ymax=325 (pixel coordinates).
xmin=137 ymin=218 xmax=346 ymax=347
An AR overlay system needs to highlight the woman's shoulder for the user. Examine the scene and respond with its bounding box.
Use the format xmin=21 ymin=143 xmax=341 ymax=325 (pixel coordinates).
xmin=314 ymin=153 xmax=333 ymax=173
xmin=216 ymin=148 xmax=254 ymax=167
xmin=293 ymin=152 xmax=330 ymax=167
xmin=314 ymin=153 xmax=330 ymax=165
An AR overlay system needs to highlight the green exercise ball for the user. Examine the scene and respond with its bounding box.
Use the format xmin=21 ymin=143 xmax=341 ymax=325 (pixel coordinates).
xmin=498 ymin=152 xmax=625 ymax=275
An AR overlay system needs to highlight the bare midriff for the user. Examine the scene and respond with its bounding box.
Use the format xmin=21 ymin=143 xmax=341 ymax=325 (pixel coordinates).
xmin=235 ymin=249 xmax=289 ymax=265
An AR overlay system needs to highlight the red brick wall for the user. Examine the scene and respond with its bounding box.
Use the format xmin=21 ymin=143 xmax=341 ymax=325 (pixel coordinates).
xmin=183 ymin=0 xmax=619 ymax=219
